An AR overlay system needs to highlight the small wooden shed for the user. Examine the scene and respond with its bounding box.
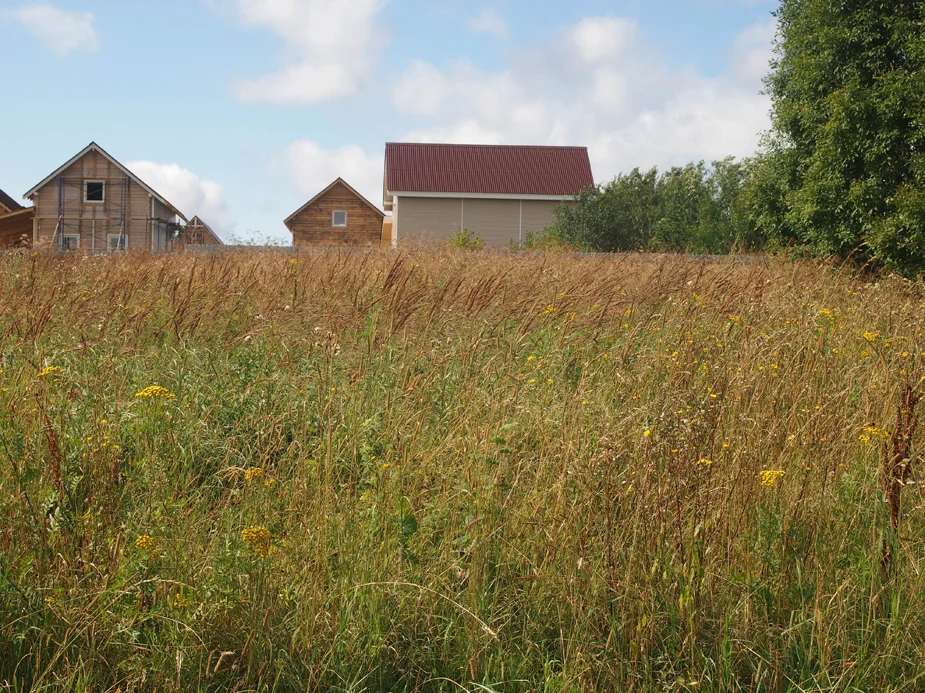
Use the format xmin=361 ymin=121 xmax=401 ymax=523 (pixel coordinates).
xmin=181 ymin=216 xmax=223 ymax=246
xmin=285 ymin=178 xmax=384 ymax=248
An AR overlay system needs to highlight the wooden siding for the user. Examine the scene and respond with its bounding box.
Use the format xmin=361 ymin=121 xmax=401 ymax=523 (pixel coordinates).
xmin=0 ymin=208 xmax=34 ymax=247
xmin=381 ymin=218 xmax=394 ymax=248
xmin=30 ymin=149 xmax=162 ymax=252
xmin=287 ymin=181 xmax=383 ymax=247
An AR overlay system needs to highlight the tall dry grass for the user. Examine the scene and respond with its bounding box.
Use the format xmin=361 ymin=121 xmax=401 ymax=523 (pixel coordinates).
xmin=0 ymin=248 xmax=924 ymax=692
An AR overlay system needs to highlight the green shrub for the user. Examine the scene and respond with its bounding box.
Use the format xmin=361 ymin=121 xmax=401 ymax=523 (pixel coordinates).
xmin=448 ymin=228 xmax=484 ymax=250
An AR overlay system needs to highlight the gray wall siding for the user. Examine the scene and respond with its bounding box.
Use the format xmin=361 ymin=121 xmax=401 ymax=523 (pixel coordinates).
xmin=395 ymin=197 xmax=461 ymax=243
xmin=395 ymin=196 xmax=572 ymax=247
xmin=463 ymin=199 xmax=520 ymax=248
xmin=521 ymin=200 xmax=562 ymax=235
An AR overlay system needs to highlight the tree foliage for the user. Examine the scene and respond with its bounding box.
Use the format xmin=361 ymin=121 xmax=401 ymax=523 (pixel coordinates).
xmin=760 ymin=0 xmax=925 ymax=273
xmin=553 ymin=158 xmax=762 ymax=254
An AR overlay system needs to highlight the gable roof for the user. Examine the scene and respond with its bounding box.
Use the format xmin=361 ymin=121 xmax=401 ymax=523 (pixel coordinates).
xmin=187 ymin=216 xmax=223 ymax=245
xmin=0 ymin=188 xmax=24 ymax=214
xmin=384 ymin=143 xmax=595 ymax=197
xmin=24 ymin=142 xmax=188 ymax=223
xmin=284 ymin=177 xmax=384 ymax=227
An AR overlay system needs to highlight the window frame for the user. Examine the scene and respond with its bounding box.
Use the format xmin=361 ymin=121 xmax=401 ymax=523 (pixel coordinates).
xmin=107 ymin=233 xmax=127 ymax=253
xmin=332 ymin=210 xmax=347 ymax=228
xmin=60 ymin=233 xmax=80 ymax=251
xmin=84 ymin=180 xmax=106 ymax=204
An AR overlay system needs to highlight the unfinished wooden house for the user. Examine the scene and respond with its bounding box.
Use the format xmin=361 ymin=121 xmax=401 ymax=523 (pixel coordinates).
xmin=285 ymin=178 xmax=384 ymax=247
xmin=181 ymin=216 xmax=224 ymax=246
xmin=0 ymin=188 xmax=34 ymax=248
xmin=0 ymin=188 xmax=23 ymax=216
xmin=24 ymin=142 xmax=187 ymax=252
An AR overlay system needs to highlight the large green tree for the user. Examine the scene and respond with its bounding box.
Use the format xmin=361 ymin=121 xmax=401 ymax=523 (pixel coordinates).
xmin=763 ymin=0 xmax=925 ymax=272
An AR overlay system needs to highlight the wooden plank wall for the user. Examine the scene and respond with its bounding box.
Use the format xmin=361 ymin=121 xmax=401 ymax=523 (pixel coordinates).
xmin=288 ymin=182 xmax=383 ymax=247
xmin=0 ymin=209 xmax=34 ymax=247
xmin=32 ymin=149 xmax=154 ymax=252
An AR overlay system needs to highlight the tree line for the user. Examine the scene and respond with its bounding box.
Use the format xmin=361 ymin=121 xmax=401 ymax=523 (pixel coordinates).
xmin=552 ymin=0 xmax=925 ymax=275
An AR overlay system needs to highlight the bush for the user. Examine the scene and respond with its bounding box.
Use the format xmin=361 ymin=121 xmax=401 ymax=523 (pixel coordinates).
xmin=448 ymin=228 xmax=484 ymax=250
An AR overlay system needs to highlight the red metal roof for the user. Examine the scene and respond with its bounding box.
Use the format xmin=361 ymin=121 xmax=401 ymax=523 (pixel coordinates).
xmin=385 ymin=143 xmax=594 ymax=197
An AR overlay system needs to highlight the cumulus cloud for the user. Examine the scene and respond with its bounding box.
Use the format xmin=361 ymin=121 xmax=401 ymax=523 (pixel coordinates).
xmin=285 ymin=141 xmax=384 ymax=212
xmin=391 ymin=16 xmax=774 ymax=181
xmin=731 ymin=19 xmax=777 ymax=82
xmin=7 ymin=3 xmax=99 ymax=56
xmin=127 ymin=161 xmax=233 ymax=238
xmin=227 ymin=0 xmax=387 ymax=105
xmin=466 ymin=9 xmax=508 ymax=38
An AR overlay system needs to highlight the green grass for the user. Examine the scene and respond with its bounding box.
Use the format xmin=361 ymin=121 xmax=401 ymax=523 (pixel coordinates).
xmin=1 ymin=249 xmax=924 ymax=692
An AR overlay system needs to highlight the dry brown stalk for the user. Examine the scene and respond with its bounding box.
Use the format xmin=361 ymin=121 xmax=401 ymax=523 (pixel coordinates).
xmin=883 ymin=385 xmax=920 ymax=531
xmin=41 ymin=410 xmax=65 ymax=503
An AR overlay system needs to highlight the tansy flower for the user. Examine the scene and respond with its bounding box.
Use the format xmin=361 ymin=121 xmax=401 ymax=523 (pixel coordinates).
xmin=38 ymin=366 xmax=64 ymax=378
xmin=135 ymin=386 xmax=176 ymax=399
xmin=135 ymin=534 xmax=160 ymax=558
xmin=759 ymin=470 xmax=786 ymax=488
xmin=862 ymin=331 xmax=879 ymax=343
xmin=643 ymin=429 xmax=652 ymax=438
xmin=697 ymin=458 xmax=713 ymax=466
xmin=241 ymin=526 xmax=271 ymax=557
xmin=244 ymin=467 xmax=264 ymax=483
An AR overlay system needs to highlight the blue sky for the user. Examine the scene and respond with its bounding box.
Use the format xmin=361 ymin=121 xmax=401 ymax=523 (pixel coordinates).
xmin=0 ymin=0 xmax=779 ymax=243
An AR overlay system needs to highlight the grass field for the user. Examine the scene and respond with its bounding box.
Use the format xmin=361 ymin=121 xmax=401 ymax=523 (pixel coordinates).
xmin=1 ymin=249 xmax=924 ymax=692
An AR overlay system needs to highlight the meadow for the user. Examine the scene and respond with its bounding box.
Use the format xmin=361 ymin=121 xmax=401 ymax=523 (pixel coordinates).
xmin=1 ymin=248 xmax=924 ymax=692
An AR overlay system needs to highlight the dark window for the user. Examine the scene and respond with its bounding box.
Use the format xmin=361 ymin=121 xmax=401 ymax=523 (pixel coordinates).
xmin=85 ymin=181 xmax=105 ymax=203
xmin=332 ymin=210 xmax=347 ymax=227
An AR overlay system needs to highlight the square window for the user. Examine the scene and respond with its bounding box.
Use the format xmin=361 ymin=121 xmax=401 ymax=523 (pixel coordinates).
xmin=332 ymin=210 xmax=347 ymax=227
xmin=107 ymin=234 xmax=127 ymax=252
xmin=60 ymin=234 xmax=80 ymax=251
xmin=85 ymin=181 xmax=105 ymax=203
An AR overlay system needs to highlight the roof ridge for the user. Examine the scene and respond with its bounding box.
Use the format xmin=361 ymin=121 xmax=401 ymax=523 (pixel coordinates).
xmin=387 ymin=142 xmax=588 ymax=150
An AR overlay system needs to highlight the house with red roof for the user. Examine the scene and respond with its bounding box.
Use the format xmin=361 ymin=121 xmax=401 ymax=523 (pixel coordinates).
xmin=382 ymin=143 xmax=594 ymax=248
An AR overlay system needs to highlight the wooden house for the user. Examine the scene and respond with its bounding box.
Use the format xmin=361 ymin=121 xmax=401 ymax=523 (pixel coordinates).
xmin=383 ymin=143 xmax=594 ymax=247
xmin=181 ymin=216 xmax=224 ymax=246
xmin=285 ymin=178 xmax=384 ymax=248
xmin=0 ymin=188 xmax=23 ymax=216
xmin=0 ymin=188 xmax=33 ymax=248
xmin=24 ymin=142 xmax=187 ymax=252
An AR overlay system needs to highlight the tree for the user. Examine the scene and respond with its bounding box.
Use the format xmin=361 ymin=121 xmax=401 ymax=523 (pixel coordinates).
xmin=762 ymin=0 xmax=925 ymax=273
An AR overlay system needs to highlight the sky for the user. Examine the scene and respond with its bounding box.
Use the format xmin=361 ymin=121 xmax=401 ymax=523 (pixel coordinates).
xmin=0 ymin=0 xmax=779 ymax=244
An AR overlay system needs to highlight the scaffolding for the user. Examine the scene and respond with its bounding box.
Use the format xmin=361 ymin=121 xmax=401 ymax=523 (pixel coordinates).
xmin=50 ymin=174 xmax=129 ymax=253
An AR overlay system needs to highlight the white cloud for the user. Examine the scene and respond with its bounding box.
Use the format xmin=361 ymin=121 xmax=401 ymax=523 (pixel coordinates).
xmin=466 ymin=9 xmax=508 ymax=38
xmin=391 ymin=17 xmax=773 ymax=181
xmin=227 ymin=0 xmax=386 ymax=105
xmin=570 ymin=16 xmax=640 ymax=63
xmin=731 ymin=19 xmax=777 ymax=82
xmin=285 ymin=141 xmax=384 ymax=212
xmin=7 ymin=3 xmax=99 ymax=56
xmin=127 ymin=161 xmax=233 ymax=238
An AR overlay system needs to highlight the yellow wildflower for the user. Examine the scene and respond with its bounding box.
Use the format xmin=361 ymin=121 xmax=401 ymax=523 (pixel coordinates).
xmin=643 ymin=429 xmax=652 ymax=438
xmin=135 ymin=534 xmax=160 ymax=558
xmin=697 ymin=458 xmax=713 ymax=466
xmin=135 ymin=385 xmax=176 ymax=399
xmin=759 ymin=470 xmax=786 ymax=488
xmin=241 ymin=526 xmax=271 ymax=557
xmin=862 ymin=331 xmax=879 ymax=343
xmin=244 ymin=467 xmax=264 ymax=483
xmin=861 ymin=426 xmax=890 ymax=442
xmin=38 ymin=366 xmax=64 ymax=378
